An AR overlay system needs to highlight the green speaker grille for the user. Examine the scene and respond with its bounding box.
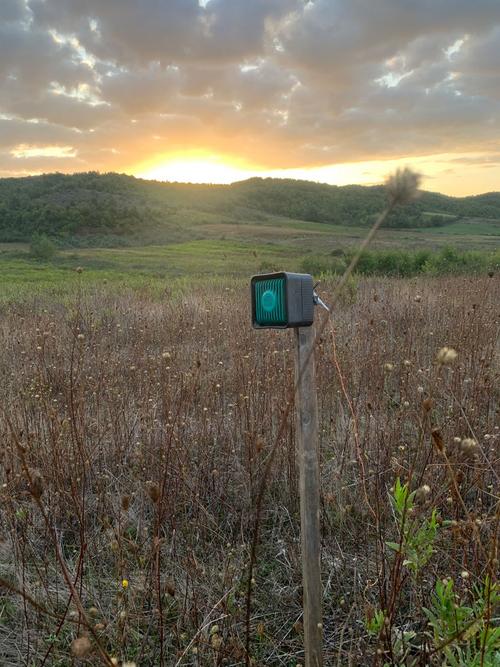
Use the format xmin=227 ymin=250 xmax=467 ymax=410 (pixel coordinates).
xmin=254 ymin=277 xmax=287 ymax=326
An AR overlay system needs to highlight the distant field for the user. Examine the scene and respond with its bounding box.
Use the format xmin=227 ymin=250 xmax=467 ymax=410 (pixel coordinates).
xmin=0 ymin=213 xmax=498 ymax=300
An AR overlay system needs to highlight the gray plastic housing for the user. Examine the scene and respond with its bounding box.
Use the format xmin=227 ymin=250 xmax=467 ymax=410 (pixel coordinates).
xmin=251 ymin=271 xmax=315 ymax=329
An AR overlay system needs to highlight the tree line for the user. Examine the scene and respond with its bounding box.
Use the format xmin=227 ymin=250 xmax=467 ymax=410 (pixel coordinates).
xmin=0 ymin=172 xmax=498 ymax=244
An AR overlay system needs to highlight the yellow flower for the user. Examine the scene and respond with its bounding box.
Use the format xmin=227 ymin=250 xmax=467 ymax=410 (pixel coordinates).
xmin=122 ymin=579 xmax=129 ymax=589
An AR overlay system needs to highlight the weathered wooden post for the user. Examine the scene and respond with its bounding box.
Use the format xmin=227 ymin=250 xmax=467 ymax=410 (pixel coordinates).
xmin=251 ymin=272 xmax=323 ymax=667
xmin=295 ymin=325 xmax=323 ymax=667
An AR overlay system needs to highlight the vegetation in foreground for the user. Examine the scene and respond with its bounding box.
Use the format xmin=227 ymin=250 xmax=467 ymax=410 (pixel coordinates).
xmin=0 ymin=275 xmax=498 ymax=665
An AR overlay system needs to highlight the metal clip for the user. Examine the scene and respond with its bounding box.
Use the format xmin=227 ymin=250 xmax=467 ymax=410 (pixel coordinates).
xmin=313 ymin=285 xmax=331 ymax=313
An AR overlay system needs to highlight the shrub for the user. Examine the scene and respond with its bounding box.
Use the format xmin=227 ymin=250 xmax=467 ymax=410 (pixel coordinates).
xmin=302 ymin=247 xmax=498 ymax=278
xmin=29 ymin=233 xmax=57 ymax=261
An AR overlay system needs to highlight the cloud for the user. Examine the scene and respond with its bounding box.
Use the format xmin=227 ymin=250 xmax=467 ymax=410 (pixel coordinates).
xmin=99 ymin=65 xmax=181 ymax=114
xmin=0 ymin=0 xmax=26 ymax=23
xmin=0 ymin=0 xmax=498 ymax=185
xmin=0 ymin=117 xmax=79 ymax=149
xmin=453 ymin=27 xmax=500 ymax=100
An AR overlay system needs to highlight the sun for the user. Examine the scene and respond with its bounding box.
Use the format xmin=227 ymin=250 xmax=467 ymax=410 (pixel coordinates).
xmin=134 ymin=152 xmax=258 ymax=184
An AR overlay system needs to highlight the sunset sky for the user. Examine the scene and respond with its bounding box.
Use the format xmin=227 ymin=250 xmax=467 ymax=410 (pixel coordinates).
xmin=1 ymin=0 xmax=500 ymax=195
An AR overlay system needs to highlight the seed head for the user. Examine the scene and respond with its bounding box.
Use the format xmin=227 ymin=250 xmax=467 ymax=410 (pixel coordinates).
xmin=436 ymin=347 xmax=458 ymax=365
xmin=28 ymin=468 xmax=44 ymax=499
xmin=415 ymin=484 xmax=431 ymax=503
xmin=460 ymin=438 xmax=478 ymax=458
xmin=384 ymin=363 xmax=394 ymax=372
xmin=431 ymin=427 xmax=444 ymax=451
xmin=386 ymin=167 xmax=421 ymax=206
xmin=71 ymin=636 xmax=92 ymax=658
xmin=422 ymin=398 xmax=434 ymax=412
xmin=146 ymin=480 xmax=160 ymax=503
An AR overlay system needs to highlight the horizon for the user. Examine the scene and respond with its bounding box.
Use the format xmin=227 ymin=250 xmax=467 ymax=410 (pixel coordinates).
xmin=1 ymin=2 xmax=500 ymax=196
xmin=2 ymin=168 xmax=499 ymax=199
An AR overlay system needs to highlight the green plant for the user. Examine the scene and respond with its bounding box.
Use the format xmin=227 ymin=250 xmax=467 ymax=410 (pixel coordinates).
xmin=365 ymin=608 xmax=386 ymax=636
xmin=423 ymin=577 xmax=500 ymax=666
xmin=30 ymin=233 xmax=57 ymax=260
xmin=387 ymin=478 xmax=440 ymax=574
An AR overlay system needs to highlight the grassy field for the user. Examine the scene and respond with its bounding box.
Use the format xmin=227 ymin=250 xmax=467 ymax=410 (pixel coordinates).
xmin=0 ymin=212 xmax=499 ymax=301
xmin=0 ymin=196 xmax=498 ymax=664
xmin=0 ymin=275 xmax=498 ymax=665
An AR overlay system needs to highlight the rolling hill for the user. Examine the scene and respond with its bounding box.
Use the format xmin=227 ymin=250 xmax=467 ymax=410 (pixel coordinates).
xmin=0 ymin=172 xmax=499 ymax=245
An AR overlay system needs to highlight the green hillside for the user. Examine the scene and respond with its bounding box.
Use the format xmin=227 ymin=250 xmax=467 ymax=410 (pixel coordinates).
xmin=1 ymin=172 xmax=499 ymax=245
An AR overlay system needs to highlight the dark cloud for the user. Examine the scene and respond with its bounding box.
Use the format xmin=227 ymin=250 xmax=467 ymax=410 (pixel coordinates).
xmin=0 ymin=0 xmax=499 ymax=177
xmin=28 ymin=0 xmax=202 ymax=65
xmin=453 ymin=27 xmax=500 ymax=100
xmin=0 ymin=22 xmax=93 ymax=91
xmin=100 ymin=66 xmax=181 ymax=114
xmin=198 ymin=0 xmax=300 ymax=62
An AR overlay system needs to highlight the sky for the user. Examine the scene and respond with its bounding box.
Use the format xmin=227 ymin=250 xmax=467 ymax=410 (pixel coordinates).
xmin=1 ymin=0 xmax=500 ymax=195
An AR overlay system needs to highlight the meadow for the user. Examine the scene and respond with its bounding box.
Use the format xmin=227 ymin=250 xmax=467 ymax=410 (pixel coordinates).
xmin=0 ymin=212 xmax=499 ymax=303
xmin=0 ymin=272 xmax=498 ymax=666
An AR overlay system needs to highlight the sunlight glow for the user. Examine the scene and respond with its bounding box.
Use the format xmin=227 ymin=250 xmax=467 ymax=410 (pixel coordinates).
xmin=11 ymin=144 xmax=77 ymax=159
xmin=133 ymin=152 xmax=426 ymax=188
xmin=136 ymin=153 xmax=260 ymax=184
xmin=131 ymin=150 xmax=500 ymax=196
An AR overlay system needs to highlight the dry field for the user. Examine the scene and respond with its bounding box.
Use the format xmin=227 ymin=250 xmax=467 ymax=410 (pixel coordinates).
xmin=0 ymin=275 xmax=498 ymax=666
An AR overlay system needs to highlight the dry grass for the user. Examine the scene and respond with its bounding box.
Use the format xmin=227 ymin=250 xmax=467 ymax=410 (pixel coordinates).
xmin=0 ymin=274 xmax=498 ymax=666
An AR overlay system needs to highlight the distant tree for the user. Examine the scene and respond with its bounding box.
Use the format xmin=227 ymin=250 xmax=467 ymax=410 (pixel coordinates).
xmin=30 ymin=233 xmax=57 ymax=260
xmin=0 ymin=172 xmax=499 ymax=244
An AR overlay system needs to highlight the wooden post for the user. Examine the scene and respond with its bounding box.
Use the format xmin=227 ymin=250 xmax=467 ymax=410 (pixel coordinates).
xmin=294 ymin=326 xmax=323 ymax=667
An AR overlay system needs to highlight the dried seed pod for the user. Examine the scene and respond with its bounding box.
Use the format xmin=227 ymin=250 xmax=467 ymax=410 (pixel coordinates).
xmin=415 ymin=484 xmax=431 ymax=503
xmin=460 ymin=438 xmax=478 ymax=459
xmin=386 ymin=168 xmax=421 ymax=206
xmin=436 ymin=347 xmax=458 ymax=365
xmin=71 ymin=636 xmax=92 ymax=658
xmin=146 ymin=481 xmax=160 ymax=503
xmin=28 ymin=469 xmax=44 ymax=499
xmin=423 ymin=398 xmax=434 ymax=413
xmin=431 ymin=428 xmax=444 ymax=451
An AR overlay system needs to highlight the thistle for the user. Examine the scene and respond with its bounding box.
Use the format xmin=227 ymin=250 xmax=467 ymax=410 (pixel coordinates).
xmin=386 ymin=167 xmax=421 ymax=206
